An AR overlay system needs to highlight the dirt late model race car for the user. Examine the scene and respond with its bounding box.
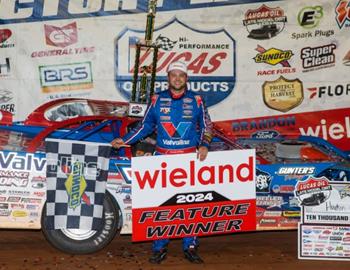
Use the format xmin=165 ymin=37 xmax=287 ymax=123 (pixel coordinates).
xmin=0 ymin=98 xmax=349 ymax=254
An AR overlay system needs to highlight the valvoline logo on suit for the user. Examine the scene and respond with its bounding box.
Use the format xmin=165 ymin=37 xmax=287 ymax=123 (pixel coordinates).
xmin=161 ymin=122 xmax=191 ymax=138
xmin=115 ymin=18 xmax=236 ymax=107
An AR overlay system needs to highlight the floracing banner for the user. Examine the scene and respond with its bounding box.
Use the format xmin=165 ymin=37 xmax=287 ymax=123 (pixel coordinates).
xmin=131 ymin=150 xmax=256 ymax=242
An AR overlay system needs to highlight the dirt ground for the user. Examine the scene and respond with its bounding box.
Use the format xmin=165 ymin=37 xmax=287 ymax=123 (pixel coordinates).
xmin=0 ymin=230 xmax=349 ymax=270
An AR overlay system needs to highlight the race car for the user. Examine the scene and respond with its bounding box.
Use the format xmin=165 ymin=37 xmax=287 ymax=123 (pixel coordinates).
xmin=248 ymin=24 xmax=280 ymax=39
xmin=0 ymin=98 xmax=349 ymax=254
xmin=300 ymin=192 xmax=327 ymax=206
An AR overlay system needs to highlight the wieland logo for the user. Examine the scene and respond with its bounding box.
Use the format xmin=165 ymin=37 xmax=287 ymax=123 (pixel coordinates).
xmin=115 ymin=18 xmax=236 ymax=107
xmin=134 ymin=157 xmax=254 ymax=190
xmin=299 ymin=117 xmax=350 ymax=141
xmin=64 ymin=161 xmax=90 ymax=210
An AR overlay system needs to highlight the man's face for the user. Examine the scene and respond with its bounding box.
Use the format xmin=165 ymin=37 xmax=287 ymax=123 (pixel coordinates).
xmin=168 ymin=70 xmax=187 ymax=92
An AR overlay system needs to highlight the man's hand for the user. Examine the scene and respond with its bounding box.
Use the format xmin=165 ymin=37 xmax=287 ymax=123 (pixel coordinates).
xmin=111 ymin=138 xmax=128 ymax=149
xmin=197 ymin=146 xmax=209 ymax=161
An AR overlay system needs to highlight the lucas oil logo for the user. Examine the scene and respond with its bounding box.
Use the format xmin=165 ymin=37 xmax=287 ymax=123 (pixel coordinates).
xmin=115 ymin=18 xmax=236 ymax=107
xmin=243 ymin=5 xmax=287 ymax=39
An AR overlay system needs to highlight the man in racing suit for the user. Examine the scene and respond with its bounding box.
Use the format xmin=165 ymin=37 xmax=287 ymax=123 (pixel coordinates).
xmin=111 ymin=61 xmax=213 ymax=264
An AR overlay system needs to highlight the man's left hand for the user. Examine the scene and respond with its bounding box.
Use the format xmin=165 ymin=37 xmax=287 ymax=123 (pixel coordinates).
xmin=197 ymin=146 xmax=209 ymax=161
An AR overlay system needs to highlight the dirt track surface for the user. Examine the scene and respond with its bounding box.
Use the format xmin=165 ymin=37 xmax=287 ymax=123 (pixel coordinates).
xmin=0 ymin=230 xmax=349 ymax=270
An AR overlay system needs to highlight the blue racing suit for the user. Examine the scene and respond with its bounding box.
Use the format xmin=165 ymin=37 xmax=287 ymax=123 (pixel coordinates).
xmin=123 ymin=90 xmax=212 ymax=153
xmin=123 ymin=89 xmax=213 ymax=251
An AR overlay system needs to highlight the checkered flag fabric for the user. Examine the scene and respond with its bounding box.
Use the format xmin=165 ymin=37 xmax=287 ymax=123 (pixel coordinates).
xmin=45 ymin=139 xmax=111 ymax=231
xmin=155 ymin=34 xmax=177 ymax=51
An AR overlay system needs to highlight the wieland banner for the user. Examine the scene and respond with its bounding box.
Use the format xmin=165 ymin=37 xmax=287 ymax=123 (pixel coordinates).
xmin=131 ymin=150 xmax=256 ymax=242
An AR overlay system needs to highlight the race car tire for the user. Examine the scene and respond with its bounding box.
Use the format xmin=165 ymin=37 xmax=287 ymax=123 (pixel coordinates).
xmin=41 ymin=193 xmax=120 ymax=254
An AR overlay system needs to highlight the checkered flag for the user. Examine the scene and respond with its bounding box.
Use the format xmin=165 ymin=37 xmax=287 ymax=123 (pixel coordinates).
xmin=45 ymin=139 xmax=111 ymax=231
xmin=155 ymin=34 xmax=177 ymax=51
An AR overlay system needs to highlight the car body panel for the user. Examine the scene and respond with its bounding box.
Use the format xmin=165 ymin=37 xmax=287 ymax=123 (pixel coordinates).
xmin=0 ymin=98 xmax=349 ymax=232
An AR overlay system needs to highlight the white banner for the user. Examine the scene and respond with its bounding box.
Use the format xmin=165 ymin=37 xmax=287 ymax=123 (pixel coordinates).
xmin=299 ymin=224 xmax=350 ymax=261
xmin=0 ymin=0 xmax=349 ymax=122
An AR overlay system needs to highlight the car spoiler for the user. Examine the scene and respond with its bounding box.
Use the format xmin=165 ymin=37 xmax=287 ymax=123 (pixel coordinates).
xmin=298 ymin=135 xmax=350 ymax=161
xmin=0 ymin=110 xmax=13 ymax=126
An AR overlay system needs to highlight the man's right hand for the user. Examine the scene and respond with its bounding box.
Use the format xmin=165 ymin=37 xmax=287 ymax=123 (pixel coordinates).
xmin=111 ymin=138 xmax=127 ymax=149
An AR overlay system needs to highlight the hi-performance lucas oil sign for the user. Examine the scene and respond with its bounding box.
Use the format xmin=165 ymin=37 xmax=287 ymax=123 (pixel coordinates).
xmin=131 ymin=150 xmax=256 ymax=242
xmin=115 ymin=18 xmax=236 ymax=107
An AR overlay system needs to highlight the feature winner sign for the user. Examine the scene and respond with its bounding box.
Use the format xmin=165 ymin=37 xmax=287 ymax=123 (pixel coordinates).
xmin=131 ymin=150 xmax=256 ymax=242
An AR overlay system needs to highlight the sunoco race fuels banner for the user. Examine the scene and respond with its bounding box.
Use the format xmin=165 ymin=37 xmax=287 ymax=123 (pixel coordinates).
xmin=131 ymin=150 xmax=256 ymax=242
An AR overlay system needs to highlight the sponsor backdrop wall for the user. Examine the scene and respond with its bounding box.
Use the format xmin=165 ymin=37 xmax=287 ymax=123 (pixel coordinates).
xmin=0 ymin=0 xmax=349 ymax=148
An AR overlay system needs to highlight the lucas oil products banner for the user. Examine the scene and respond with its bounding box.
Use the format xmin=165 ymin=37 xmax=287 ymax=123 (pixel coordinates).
xmin=131 ymin=150 xmax=256 ymax=242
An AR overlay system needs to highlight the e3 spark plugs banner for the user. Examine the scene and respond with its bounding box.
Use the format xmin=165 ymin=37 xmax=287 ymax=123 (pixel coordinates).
xmin=131 ymin=150 xmax=256 ymax=242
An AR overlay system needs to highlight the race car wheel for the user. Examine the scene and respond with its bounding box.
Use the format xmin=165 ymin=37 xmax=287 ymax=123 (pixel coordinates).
xmin=41 ymin=193 xmax=120 ymax=254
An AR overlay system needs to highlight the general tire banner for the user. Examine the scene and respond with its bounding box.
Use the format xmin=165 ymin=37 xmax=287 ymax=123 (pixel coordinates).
xmin=131 ymin=150 xmax=256 ymax=242
xmin=45 ymin=139 xmax=111 ymax=230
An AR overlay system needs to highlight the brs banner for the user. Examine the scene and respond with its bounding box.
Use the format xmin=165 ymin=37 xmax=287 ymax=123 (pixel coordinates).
xmin=131 ymin=150 xmax=256 ymax=242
